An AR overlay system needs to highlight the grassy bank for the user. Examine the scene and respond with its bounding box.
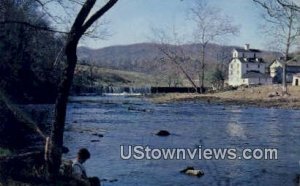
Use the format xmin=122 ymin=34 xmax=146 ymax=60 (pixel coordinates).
xmin=148 ymin=85 xmax=300 ymax=109
xmin=75 ymin=65 xmax=157 ymax=87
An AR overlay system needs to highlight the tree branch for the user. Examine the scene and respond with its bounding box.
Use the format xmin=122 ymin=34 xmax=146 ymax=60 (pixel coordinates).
xmin=276 ymin=0 xmax=300 ymax=11
xmin=71 ymin=0 xmax=96 ymax=33
xmin=81 ymin=0 xmax=118 ymax=34
xmin=0 ymin=20 xmax=69 ymax=34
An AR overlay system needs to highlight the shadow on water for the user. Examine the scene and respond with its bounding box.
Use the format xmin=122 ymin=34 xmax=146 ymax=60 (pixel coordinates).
xmin=64 ymin=96 xmax=300 ymax=186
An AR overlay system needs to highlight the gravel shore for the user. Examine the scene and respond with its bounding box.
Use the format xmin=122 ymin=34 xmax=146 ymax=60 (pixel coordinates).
xmin=148 ymin=85 xmax=300 ymax=110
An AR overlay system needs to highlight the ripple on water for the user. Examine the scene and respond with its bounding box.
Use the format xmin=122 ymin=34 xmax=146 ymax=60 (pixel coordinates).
xmin=64 ymin=96 xmax=300 ymax=186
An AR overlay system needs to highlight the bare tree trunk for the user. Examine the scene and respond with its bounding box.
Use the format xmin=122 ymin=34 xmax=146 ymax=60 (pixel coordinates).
xmin=47 ymin=37 xmax=80 ymax=179
xmin=190 ymin=1 xmax=238 ymax=93
xmin=201 ymin=56 xmax=205 ymax=89
xmin=199 ymin=44 xmax=206 ymax=93
xmin=157 ymin=46 xmax=198 ymax=92
xmin=282 ymin=63 xmax=287 ymax=93
xmin=46 ymin=0 xmax=118 ymax=180
xmin=282 ymin=12 xmax=293 ymax=94
xmin=176 ymin=60 xmax=198 ymax=91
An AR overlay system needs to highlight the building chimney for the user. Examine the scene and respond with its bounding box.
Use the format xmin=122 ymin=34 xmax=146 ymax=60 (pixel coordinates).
xmin=245 ymin=44 xmax=250 ymax=50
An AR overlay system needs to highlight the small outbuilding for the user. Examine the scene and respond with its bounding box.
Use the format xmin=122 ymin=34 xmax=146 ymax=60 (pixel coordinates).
xmin=292 ymin=73 xmax=300 ymax=86
xmin=269 ymin=59 xmax=300 ymax=83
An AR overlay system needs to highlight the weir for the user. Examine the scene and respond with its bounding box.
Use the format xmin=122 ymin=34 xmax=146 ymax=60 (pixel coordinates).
xmin=73 ymin=86 xmax=206 ymax=95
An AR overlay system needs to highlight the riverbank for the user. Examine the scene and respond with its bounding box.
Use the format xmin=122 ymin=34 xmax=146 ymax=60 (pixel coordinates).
xmin=148 ymin=85 xmax=300 ymax=109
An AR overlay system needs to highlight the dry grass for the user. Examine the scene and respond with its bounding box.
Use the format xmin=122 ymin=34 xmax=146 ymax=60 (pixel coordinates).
xmin=149 ymin=85 xmax=300 ymax=109
xmin=211 ymin=85 xmax=300 ymax=100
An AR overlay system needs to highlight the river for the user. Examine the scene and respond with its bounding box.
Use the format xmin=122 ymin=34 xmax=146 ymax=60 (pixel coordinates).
xmin=63 ymin=95 xmax=300 ymax=186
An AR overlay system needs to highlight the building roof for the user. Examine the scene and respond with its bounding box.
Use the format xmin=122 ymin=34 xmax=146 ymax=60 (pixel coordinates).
xmin=293 ymin=73 xmax=300 ymax=78
xmin=234 ymin=48 xmax=262 ymax=53
xmin=287 ymin=59 xmax=300 ymax=66
xmin=292 ymin=54 xmax=300 ymax=61
xmin=242 ymin=71 xmax=271 ymax=79
xmin=265 ymin=61 xmax=274 ymax=67
xmin=272 ymin=59 xmax=300 ymax=67
xmin=238 ymin=58 xmax=265 ymax=63
xmin=270 ymin=59 xmax=284 ymax=66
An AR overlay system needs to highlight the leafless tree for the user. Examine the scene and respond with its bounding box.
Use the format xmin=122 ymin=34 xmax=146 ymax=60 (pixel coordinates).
xmin=150 ymin=58 xmax=181 ymax=87
xmin=189 ymin=0 xmax=239 ymax=91
xmin=44 ymin=0 xmax=118 ymax=180
xmin=151 ymin=27 xmax=199 ymax=91
xmin=253 ymin=0 xmax=300 ymax=93
xmin=273 ymin=0 xmax=300 ymax=11
xmin=216 ymin=44 xmax=231 ymax=77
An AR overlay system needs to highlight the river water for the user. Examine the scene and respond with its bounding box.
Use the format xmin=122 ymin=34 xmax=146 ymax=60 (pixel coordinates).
xmin=64 ymin=96 xmax=300 ymax=186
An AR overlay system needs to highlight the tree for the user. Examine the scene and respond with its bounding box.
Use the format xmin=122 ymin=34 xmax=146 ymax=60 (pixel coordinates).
xmin=0 ymin=0 xmax=69 ymax=34
xmin=189 ymin=0 xmax=239 ymax=91
xmin=153 ymin=58 xmax=184 ymax=87
xmin=46 ymin=0 xmax=118 ymax=180
xmin=151 ymin=27 xmax=199 ymax=91
xmin=0 ymin=2 xmax=118 ymax=178
xmin=0 ymin=0 xmax=63 ymax=103
xmin=158 ymin=46 xmax=198 ymax=90
xmin=253 ymin=0 xmax=300 ymax=93
xmin=216 ymin=44 xmax=232 ymax=81
xmin=210 ymin=67 xmax=225 ymax=90
xmin=272 ymin=0 xmax=300 ymax=11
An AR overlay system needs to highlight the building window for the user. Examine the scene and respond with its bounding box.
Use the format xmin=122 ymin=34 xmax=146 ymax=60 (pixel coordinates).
xmin=246 ymin=64 xmax=249 ymax=68
xmin=258 ymin=64 xmax=260 ymax=68
xmin=237 ymin=63 xmax=239 ymax=68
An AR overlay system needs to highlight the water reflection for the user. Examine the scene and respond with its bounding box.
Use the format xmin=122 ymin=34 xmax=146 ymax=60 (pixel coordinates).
xmin=227 ymin=122 xmax=246 ymax=139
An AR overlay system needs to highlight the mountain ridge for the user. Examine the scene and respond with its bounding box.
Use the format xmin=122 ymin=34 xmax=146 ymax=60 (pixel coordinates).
xmin=77 ymin=42 xmax=281 ymax=74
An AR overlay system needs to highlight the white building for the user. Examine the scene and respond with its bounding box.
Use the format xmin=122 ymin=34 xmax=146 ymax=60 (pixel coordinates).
xmin=292 ymin=73 xmax=300 ymax=86
xmin=269 ymin=59 xmax=283 ymax=78
xmin=269 ymin=59 xmax=300 ymax=83
xmin=228 ymin=44 xmax=272 ymax=87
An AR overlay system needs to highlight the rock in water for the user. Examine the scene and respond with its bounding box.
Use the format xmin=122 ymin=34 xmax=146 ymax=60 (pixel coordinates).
xmin=62 ymin=146 xmax=69 ymax=154
xmin=180 ymin=166 xmax=204 ymax=177
xmin=180 ymin=166 xmax=194 ymax=173
xmin=293 ymin=174 xmax=300 ymax=185
xmin=185 ymin=169 xmax=204 ymax=177
xmin=128 ymin=107 xmax=149 ymax=112
xmin=92 ymin=133 xmax=104 ymax=138
xmin=156 ymin=130 xmax=170 ymax=137
xmin=109 ymin=179 xmax=118 ymax=183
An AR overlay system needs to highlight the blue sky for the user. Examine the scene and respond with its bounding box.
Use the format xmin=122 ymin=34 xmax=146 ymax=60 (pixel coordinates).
xmin=77 ymin=0 xmax=266 ymax=50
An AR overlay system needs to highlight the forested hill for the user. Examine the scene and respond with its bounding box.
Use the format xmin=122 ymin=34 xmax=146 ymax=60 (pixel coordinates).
xmin=77 ymin=43 xmax=281 ymax=73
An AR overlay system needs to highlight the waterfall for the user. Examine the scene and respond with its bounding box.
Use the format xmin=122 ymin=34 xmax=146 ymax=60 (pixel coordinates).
xmin=100 ymin=86 xmax=151 ymax=95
